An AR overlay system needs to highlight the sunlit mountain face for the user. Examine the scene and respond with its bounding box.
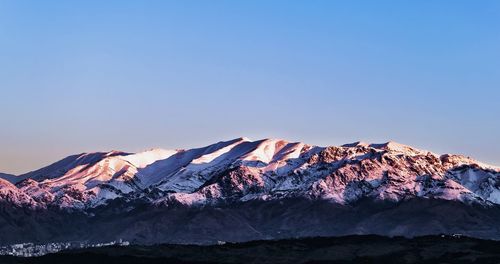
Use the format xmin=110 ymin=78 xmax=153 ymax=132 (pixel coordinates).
xmin=1 ymin=138 xmax=499 ymax=248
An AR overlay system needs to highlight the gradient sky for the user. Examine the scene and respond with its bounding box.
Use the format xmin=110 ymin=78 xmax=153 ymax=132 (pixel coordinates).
xmin=0 ymin=1 xmax=499 ymax=174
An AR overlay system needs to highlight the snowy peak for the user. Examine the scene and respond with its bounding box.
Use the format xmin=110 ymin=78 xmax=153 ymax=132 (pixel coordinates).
xmin=242 ymin=138 xmax=295 ymax=163
xmin=341 ymin=141 xmax=370 ymax=148
xmin=8 ymin=151 xmax=129 ymax=184
xmin=0 ymin=178 xmax=38 ymax=207
xmin=0 ymin=138 xmax=499 ymax=209
xmin=368 ymin=141 xmax=428 ymax=155
xmin=121 ymin=148 xmax=178 ymax=168
xmin=0 ymin=178 xmax=16 ymax=189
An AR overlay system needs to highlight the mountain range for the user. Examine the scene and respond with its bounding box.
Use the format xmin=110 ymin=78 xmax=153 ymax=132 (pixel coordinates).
xmin=1 ymin=137 xmax=499 ymax=245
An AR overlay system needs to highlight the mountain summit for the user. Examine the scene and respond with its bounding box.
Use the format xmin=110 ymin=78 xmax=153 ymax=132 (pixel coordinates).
xmin=2 ymin=137 xmax=498 ymax=209
xmin=1 ymin=138 xmax=499 ymax=245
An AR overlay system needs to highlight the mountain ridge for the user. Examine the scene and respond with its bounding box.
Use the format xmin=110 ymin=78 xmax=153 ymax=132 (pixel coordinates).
xmin=1 ymin=138 xmax=500 ymax=245
xmin=0 ymin=137 xmax=498 ymax=210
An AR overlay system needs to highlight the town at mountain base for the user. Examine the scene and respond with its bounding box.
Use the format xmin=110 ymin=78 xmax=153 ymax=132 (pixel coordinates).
xmin=3 ymin=235 xmax=500 ymax=264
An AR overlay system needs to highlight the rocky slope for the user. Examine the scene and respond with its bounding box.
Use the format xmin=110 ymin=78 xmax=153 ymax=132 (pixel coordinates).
xmin=0 ymin=138 xmax=499 ymax=244
xmin=1 ymin=137 xmax=498 ymax=209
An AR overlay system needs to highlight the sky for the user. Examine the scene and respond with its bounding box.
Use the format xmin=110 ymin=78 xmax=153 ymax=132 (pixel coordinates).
xmin=0 ymin=1 xmax=499 ymax=174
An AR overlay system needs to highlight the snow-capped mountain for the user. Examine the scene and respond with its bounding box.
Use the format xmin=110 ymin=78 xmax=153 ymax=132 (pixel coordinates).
xmin=1 ymin=137 xmax=499 ymax=209
xmin=1 ymin=138 xmax=500 ymax=245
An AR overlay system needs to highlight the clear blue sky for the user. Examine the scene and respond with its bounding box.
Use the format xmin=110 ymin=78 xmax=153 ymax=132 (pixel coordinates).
xmin=0 ymin=1 xmax=499 ymax=174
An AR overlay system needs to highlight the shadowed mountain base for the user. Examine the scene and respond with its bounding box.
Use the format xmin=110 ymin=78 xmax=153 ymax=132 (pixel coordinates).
xmin=1 ymin=198 xmax=500 ymax=246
